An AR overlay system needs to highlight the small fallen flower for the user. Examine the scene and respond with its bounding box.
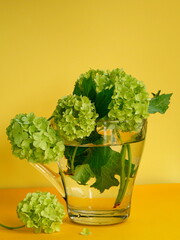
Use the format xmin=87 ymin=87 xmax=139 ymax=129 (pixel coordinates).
xmin=80 ymin=228 xmax=92 ymax=236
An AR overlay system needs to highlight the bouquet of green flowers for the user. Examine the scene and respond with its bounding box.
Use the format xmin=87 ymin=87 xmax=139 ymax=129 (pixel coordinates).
xmin=6 ymin=68 xmax=172 ymax=207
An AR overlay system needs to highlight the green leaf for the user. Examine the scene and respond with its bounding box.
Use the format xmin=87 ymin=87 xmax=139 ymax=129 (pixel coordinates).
xmin=95 ymin=87 xmax=114 ymax=118
xmin=81 ymin=130 xmax=103 ymax=145
xmin=64 ymin=146 xmax=88 ymax=168
xmin=67 ymin=145 xmax=135 ymax=193
xmin=70 ymin=146 xmax=120 ymax=192
xmin=89 ymin=147 xmax=120 ymax=192
xmin=148 ymin=92 xmax=172 ymax=114
xmin=82 ymin=77 xmax=96 ymax=101
xmin=64 ymin=130 xmax=103 ymax=170
xmin=71 ymin=163 xmax=94 ymax=185
xmin=73 ymin=77 xmax=96 ymax=103
xmin=73 ymin=82 xmax=82 ymax=96
xmin=151 ymin=90 xmax=161 ymax=97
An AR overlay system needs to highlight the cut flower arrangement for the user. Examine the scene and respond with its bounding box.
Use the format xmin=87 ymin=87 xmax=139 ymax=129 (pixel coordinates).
xmin=5 ymin=68 xmax=172 ymax=228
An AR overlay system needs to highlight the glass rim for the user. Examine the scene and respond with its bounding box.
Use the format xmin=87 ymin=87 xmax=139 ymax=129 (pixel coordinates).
xmin=95 ymin=119 xmax=147 ymax=124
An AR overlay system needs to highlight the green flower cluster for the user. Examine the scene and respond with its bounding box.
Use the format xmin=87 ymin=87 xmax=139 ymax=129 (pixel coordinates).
xmin=6 ymin=113 xmax=64 ymax=163
xmin=108 ymin=69 xmax=149 ymax=131
xmin=75 ymin=68 xmax=149 ymax=131
xmin=77 ymin=69 xmax=113 ymax=93
xmin=53 ymin=95 xmax=98 ymax=141
xmin=76 ymin=68 xmax=126 ymax=93
xmin=17 ymin=191 xmax=65 ymax=233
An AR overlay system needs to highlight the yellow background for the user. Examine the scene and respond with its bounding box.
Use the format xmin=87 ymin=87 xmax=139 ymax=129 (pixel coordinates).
xmin=0 ymin=0 xmax=179 ymax=188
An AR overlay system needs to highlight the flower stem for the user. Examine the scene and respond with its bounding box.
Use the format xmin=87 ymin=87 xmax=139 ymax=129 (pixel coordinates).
xmin=47 ymin=115 xmax=54 ymax=121
xmin=114 ymin=144 xmax=127 ymax=207
xmin=115 ymin=127 xmax=123 ymax=144
xmin=119 ymin=144 xmax=132 ymax=201
xmin=0 ymin=223 xmax=25 ymax=230
xmin=114 ymin=144 xmax=132 ymax=208
xmin=71 ymin=146 xmax=78 ymax=174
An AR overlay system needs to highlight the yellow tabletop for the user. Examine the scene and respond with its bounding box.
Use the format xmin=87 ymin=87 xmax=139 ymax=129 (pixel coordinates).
xmin=0 ymin=184 xmax=180 ymax=240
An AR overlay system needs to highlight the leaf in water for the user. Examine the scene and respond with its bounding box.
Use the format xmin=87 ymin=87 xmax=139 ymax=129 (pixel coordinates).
xmin=64 ymin=146 xmax=89 ymax=168
xmin=67 ymin=145 xmax=135 ymax=192
xmin=89 ymin=147 xmax=120 ymax=192
xmin=148 ymin=92 xmax=172 ymax=114
xmin=71 ymin=163 xmax=94 ymax=185
xmin=71 ymin=146 xmax=120 ymax=192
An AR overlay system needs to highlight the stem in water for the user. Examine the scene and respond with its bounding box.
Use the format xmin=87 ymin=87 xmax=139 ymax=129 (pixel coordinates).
xmin=114 ymin=144 xmax=127 ymax=207
xmin=119 ymin=144 xmax=132 ymax=203
xmin=114 ymin=143 xmax=132 ymax=208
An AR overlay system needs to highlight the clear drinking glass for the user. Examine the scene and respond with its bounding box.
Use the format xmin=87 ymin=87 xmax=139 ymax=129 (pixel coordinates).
xmin=32 ymin=120 xmax=147 ymax=225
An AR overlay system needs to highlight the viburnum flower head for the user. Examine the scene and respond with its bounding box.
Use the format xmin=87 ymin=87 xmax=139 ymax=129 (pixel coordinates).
xmin=6 ymin=113 xmax=65 ymax=163
xmin=53 ymin=94 xmax=99 ymax=141
xmin=108 ymin=69 xmax=150 ymax=131
xmin=17 ymin=191 xmax=65 ymax=233
xmin=74 ymin=68 xmax=150 ymax=131
xmin=77 ymin=68 xmax=113 ymax=93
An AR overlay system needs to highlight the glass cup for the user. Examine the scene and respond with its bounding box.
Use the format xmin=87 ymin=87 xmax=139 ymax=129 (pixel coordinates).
xmin=32 ymin=120 xmax=147 ymax=225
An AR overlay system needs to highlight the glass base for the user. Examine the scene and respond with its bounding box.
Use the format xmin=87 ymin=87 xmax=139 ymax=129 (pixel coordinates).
xmin=68 ymin=207 xmax=130 ymax=225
